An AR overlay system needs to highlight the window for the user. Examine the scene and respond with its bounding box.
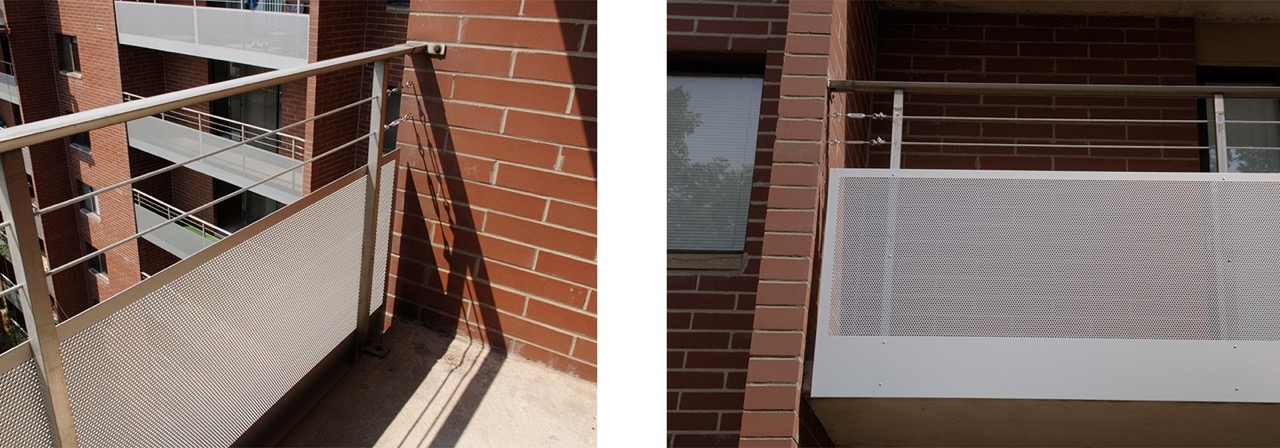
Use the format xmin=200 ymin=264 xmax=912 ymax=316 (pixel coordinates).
xmin=85 ymin=244 xmax=106 ymax=276
xmin=666 ymin=75 xmax=763 ymax=253
xmin=77 ymin=180 xmax=97 ymax=214
xmin=69 ymin=131 xmax=90 ymax=153
xmin=56 ymin=34 xmax=80 ymax=74
xmin=1200 ymin=67 xmax=1280 ymax=173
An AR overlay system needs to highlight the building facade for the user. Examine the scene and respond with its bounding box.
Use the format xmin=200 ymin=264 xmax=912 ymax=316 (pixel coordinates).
xmin=668 ymin=1 xmax=1280 ymax=446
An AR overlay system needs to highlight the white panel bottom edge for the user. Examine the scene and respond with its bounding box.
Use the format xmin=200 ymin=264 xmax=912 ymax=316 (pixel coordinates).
xmin=812 ymin=335 xmax=1280 ymax=403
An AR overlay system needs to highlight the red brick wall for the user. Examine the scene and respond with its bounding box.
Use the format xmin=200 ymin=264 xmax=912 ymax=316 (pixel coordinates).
xmin=46 ymin=0 xmax=141 ymax=311
xmin=128 ymin=148 xmax=172 ymax=203
xmin=137 ymin=238 xmax=179 ymax=277
xmin=301 ymin=0 xmax=369 ymax=191
xmin=6 ymin=1 xmax=85 ymax=317
xmin=666 ymin=1 xmax=788 ymax=446
xmin=737 ymin=0 xmax=856 ymax=445
xmin=871 ymin=11 xmax=1200 ymax=171
xmin=393 ymin=0 xmax=597 ymax=381
xmin=118 ymin=46 xmax=164 ymax=98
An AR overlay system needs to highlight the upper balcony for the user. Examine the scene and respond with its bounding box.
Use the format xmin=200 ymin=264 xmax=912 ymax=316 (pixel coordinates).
xmin=124 ymin=92 xmax=306 ymax=204
xmin=0 ymin=41 xmax=599 ymax=447
xmin=132 ymin=189 xmax=229 ymax=260
xmin=114 ymin=0 xmax=310 ymax=69
xmin=812 ymin=75 xmax=1280 ymax=445
xmin=0 ymin=61 xmax=20 ymax=106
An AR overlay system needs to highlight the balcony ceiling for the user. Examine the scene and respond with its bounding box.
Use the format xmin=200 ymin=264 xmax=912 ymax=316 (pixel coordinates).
xmin=882 ymin=1 xmax=1280 ymax=22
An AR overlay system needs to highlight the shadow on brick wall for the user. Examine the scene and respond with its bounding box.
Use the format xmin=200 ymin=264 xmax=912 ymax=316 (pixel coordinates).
xmin=395 ymin=53 xmax=506 ymax=448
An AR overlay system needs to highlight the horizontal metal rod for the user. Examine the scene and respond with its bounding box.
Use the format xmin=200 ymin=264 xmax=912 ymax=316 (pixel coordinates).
xmin=1222 ymin=120 xmax=1280 ymax=125
xmin=125 ymin=92 xmax=308 ymax=142
xmin=898 ymin=141 xmax=1211 ymax=150
xmin=0 ymin=283 xmax=23 ymax=300
xmin=0 ymin=41 xmax=442 ymax=154
xmin=904 ymin=115 xmax=1207 ymax=124
xmin=36 ymin=96 xmax=374 ymax=216
xmin=47 ymin=130 xmax=374 ymax=277
xmin=830 ymin=80 xmax=1280 ymax=98
xmin=1223 ymin=146 xmax=1280 ymax=151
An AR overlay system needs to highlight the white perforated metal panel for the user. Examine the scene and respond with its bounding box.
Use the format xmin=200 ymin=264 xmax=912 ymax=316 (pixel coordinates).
xmin=57 ymin=177 xmax=366 ymax=446
xmin=370 ymin=159 xmax=395 ymax=314
xmin=814 ymin=169 xmax=1280 ymax=402
xmin=0 ymin=346 xmax=54 ymax=447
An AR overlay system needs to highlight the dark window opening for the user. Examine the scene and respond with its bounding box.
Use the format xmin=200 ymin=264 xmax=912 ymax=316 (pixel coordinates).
xmin=85 ymin=243 xmax=106 ymax=276
xmin=77 ymin=180 xmax=97 ymax=214
xmin=56 ymin=34 xmax=80 ymax=73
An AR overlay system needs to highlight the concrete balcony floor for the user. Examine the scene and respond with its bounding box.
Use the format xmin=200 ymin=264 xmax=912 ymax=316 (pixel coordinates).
xmin=278 ymin=319 xmax=596 ymax=447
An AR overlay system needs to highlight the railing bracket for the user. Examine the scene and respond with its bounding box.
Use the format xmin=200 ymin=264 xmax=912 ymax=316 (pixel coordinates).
xmin=362 ymin=342 xmax=389 ymax=359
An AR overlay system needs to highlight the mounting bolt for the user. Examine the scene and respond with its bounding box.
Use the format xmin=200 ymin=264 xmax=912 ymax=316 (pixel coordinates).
xmin=1236 ymin=387 xmax=1241 ymax=391
xmin=878 ymin=383 xmax=883 ymax=387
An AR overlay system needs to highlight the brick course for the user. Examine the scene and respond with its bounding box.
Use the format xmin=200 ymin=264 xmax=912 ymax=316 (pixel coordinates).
xmin=392 ymin=0 xmax=597 ymax=381
xmin=666 ymin=1 xmax=789 ymax=446
xmin=871 ymin=11 xmax=1200 ymax=172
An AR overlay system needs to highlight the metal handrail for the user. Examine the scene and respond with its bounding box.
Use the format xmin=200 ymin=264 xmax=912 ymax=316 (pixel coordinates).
xmin=39 ymin=94 xmax=374 ymax=217
xmin=131 ymin=189 xmax=232 ymax=241
xmin=47 ymin=128 xmax=376 ymax=277
xmin=830 ymin=81 xmax=1269 ymax=171
xmin=116 ymin=0 xmax=309 ymax=14
xmin=0 ymin=41 xmax=443 ymax=154
xmin=123 ymin=92 xmax=307 ymax=160
xmin=831 ymin=80 xmax=1280 ymax=98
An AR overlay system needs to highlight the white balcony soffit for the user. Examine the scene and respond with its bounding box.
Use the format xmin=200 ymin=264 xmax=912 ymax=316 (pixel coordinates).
xmin=115 ymin=1 xmax=309 ymax=70
xmin=127 ymin=116 xmax=302 ymax=204
xmin=134 ymin=202 xmax=215 ymax=260
xmin=815 ymin=169 xmax=1280 ymax=403
xmin=0 ymin=73 xmax=19 ymax=106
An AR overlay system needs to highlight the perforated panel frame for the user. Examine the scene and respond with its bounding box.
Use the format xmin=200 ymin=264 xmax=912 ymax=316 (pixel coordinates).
xmin=813 ymin=168 xmax=1280 ymax=403
xmin=54 ymin=168 xmax=370 ymax=445
xmin=370 ymin=151 xmax=398 ymax=315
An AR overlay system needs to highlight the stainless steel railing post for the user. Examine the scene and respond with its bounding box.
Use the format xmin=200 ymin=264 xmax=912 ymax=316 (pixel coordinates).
xmin=1214 ymin=93 xmax=1230 ymax=173
xmin=355 ymin=59 xmax=388 ymax=357
xmin=890 ymin=88 xmax=904 ymax=170
xmin=0 ymin=151 xmax=77 ymax=446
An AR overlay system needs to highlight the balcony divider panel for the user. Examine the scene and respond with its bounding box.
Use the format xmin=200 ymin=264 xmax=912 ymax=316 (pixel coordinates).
xmin=56 ymin=168 xmax=367 ymax=446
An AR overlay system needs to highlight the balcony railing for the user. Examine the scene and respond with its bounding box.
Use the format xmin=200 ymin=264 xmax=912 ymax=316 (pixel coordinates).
xmin=133 ymin=190 xmax=230 ymax=241
xmin=0 ymin=41 xmax=445 ymax=446
xmin=124 ymin=92 xmax=306 ymax=160
xmin=114 ymin=0 xmax=311 ymax=69
xmin=132 ymin=189 xmax=231 ymax=259
xmin=0 ymin=61 xmax=19 ymax=106
xmin=118 ymin=0 xmax=308 ymax=14
xmin=815 ymin=81 xmax=1280 ymax=404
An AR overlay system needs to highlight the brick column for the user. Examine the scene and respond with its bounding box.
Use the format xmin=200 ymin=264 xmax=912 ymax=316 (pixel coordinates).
xmin=739 ymin=1 xmax=835 ymax=446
